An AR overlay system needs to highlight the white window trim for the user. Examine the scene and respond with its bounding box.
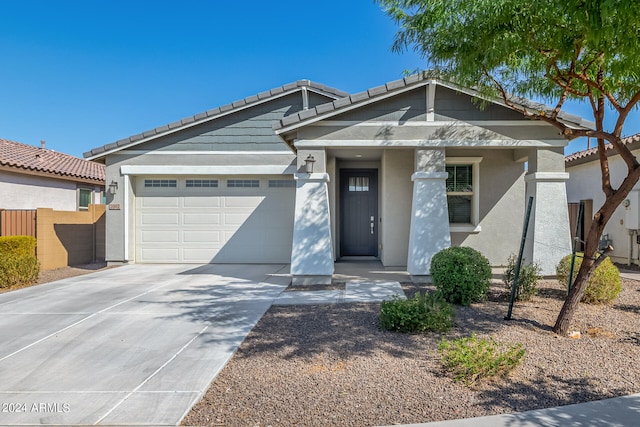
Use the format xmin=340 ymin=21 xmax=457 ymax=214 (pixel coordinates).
xmin=447 ymin=157 xmax=482 ymax=233
xmin=78 ymin=187 xmax=93 ymax=211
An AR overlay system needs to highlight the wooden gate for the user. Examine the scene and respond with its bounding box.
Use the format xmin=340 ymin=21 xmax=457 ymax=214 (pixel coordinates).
xmin=0 ymin=209 xmax=37 ymax=237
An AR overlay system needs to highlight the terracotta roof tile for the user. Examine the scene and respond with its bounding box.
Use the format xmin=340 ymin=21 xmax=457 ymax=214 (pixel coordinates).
xmin=565 ymin=134 xmax=640 ymax=164
xmin=0 ymin=138 xmax=105 ymax=183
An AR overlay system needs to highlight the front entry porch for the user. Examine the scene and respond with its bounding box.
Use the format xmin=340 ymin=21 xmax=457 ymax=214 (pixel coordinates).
xmin=289 ymin=145 xmax=572 ymax=286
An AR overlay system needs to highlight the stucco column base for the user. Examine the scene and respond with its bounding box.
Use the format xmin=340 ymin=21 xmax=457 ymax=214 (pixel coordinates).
xmin=524 ymin=172 xmax=572 ymax=276
xmin=407 ymin=171 xmax=452 ymax=276
xmin=410 ymin=275 xmax=433 ymax=284
xmin=290 ymin=173 xmax=334 ymax=285
xmin=291 ymin=275 xmax=333 ymax=286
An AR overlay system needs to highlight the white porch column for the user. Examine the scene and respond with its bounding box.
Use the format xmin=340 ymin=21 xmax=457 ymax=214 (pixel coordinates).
xmin=523 ymin=148 xmax=572 ymax=275
xmin=290 ymin=149 xmax=334 ymax=285
xmin=408 ymin=149 xmax=451 ymax=281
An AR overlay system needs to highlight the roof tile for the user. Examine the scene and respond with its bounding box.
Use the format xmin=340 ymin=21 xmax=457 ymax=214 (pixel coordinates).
xmin=565 ymin=134 xmax=640 ymax=164
xmin=297 ymin=109 xmax=317 ymax=121
xmin=205 ymin=107 xmax=221 ymax=117
xmin=332 ymin=97 xmax=352 ymax=109
xmin=85 ymin=80 xmax=348 ymax=159
xmin=282 ymin=82 xmax=297 ymax=91
xmin=315 ymin=103 xmax=335 ymax=115
xmin=368 ymin=85 xmax=387 ymax=97
xmin=350 ymin=92 xmax=370 ymax=103
xmin=0 ymin=138 xmax=106 ymax=183
xmin=385 ymin=78 xmax=406 ymax=91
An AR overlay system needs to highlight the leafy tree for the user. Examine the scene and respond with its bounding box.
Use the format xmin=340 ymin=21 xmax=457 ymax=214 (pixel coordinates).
xmin=378 ymin=0 xmax=640 ymax=335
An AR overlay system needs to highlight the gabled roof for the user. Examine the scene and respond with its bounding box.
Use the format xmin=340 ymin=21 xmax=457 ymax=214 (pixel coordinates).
xmin=0 ymin=138 xmax=105 ymax=184
xmin=273 ymin=74 xmax=594 ymax=135
xmin=84 ymin=80 xmax=348 ymax=160
xmin=565 ymin=134 xmax=640 ymax=167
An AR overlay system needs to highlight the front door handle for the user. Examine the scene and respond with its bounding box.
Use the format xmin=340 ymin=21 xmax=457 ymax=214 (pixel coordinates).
xmin=370 ymin=222 xmax=374 ymax=234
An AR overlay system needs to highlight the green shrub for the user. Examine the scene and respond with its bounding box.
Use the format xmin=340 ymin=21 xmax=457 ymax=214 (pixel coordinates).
xmin=431 ymin=247 xmax=492 ymax=306
xmin=380 ymin=293 xmax=454 ymax=333
xmin=0 ymin=236 xmax=39 ymax=289
xmin=556 ymin=253 xmax=621 ymax=304
xmin=438 ymin=334 xmax=525 ymax=386
xmin=503 ymin=254 xmax=542 ymax=302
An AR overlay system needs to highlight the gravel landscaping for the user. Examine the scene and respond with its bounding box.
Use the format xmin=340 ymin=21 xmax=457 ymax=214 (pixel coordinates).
xmin=183 ymin=278 xmax=640 ymax=427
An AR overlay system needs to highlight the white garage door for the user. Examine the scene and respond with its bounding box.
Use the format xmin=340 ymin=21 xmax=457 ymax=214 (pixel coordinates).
xmin=135 ymin=177 xmax=294 ymax=263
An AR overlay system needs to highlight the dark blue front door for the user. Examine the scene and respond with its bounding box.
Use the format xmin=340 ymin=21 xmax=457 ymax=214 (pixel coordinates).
xmin=340 ymin=169 xmax=378 ymax=256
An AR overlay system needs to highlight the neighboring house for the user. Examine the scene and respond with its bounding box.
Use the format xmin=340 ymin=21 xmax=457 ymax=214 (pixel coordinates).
xmin=565 ymin=134 xmax=640 ymax=266
xmin=0 ymin=138 xmax=105 ymax=211
xmin=85 ymin=75 xmax=592 ymax=282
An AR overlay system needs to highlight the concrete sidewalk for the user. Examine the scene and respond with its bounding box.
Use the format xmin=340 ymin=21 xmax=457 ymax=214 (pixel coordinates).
xmin=389 ymin=393 xmax=640 ymax=427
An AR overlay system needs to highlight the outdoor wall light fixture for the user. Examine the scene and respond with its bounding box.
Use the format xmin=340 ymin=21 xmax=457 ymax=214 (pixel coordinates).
xmin=108 ymin=180 xmax=118 ymax=195
xmin=304 ymin=154 xmax=316 ymax=173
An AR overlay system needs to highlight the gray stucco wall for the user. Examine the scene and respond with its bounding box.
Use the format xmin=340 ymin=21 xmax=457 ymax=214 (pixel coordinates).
xmin=435 ymin=86 xmax=525 ymax=121
xmin=333 ymin=89 xmax=427 ymax=122
xmin=380 ymin=149 xmax=413 ymax=266
xmin=448 ymin=148 xmax=526 ymax=265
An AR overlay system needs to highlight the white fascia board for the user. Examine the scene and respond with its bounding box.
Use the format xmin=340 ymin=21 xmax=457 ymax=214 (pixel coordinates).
xmin=311 ymin=120 xmax=552 ymax=127
xmin=120 ymin=165 xmax=296 ymax=175
xmin=293 ymin=139 xmax=568 ymax=148
xmin=116 ymin=150 xmax=295 ymax=156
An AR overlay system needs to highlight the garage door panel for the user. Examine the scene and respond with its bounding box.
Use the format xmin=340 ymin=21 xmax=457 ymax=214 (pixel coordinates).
xmin=140 ymin=248 xmax=180 ymax=262
xmin=139 ymin=197 xmax=180 ymax=208
xmin=223 ymin=196 xmax=263 ymax=208
xmin=183 ymin=213 xmax=220 ymax=225
xmin=183 ymin=197 xmax=221 ymax=208
xmin=136 ymin=177 xmax=293 ymax=263
xmin=141 ymin=213 xmax=180 ymax=225
xmin=223 ymin=212 xmax=252 ymax=226
xmin=182 ymin=248 xmax=218 ymax=263
xmin=141 ymin=230 xmax=180 ymax=243
xmin=183 ymin=230 xmax=220 ymax=243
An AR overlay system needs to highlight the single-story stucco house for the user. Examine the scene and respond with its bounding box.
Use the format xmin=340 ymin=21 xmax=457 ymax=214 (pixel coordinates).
xmin=84 ymin=75 xmax=592 ymax=283
xmin=565 ymin=134 xmax=640 ymax=266
xmin=1 ymin=138 xmax=105 ymax=212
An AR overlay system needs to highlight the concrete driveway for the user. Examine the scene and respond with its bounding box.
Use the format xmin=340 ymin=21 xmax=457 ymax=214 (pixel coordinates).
xmin=0 ymin=263 xmax=290 ymax=426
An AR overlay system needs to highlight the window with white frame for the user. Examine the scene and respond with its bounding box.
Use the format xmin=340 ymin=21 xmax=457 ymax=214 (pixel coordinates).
xmin=446 ymin=158 xmax=482 ymax=230
xmin=78 ymin=188 xmax=92 ymax=211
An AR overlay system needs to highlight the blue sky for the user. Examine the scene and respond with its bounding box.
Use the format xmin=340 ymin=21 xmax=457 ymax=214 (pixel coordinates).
xmin=1 ymin=1 xmax=637 ymax=158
